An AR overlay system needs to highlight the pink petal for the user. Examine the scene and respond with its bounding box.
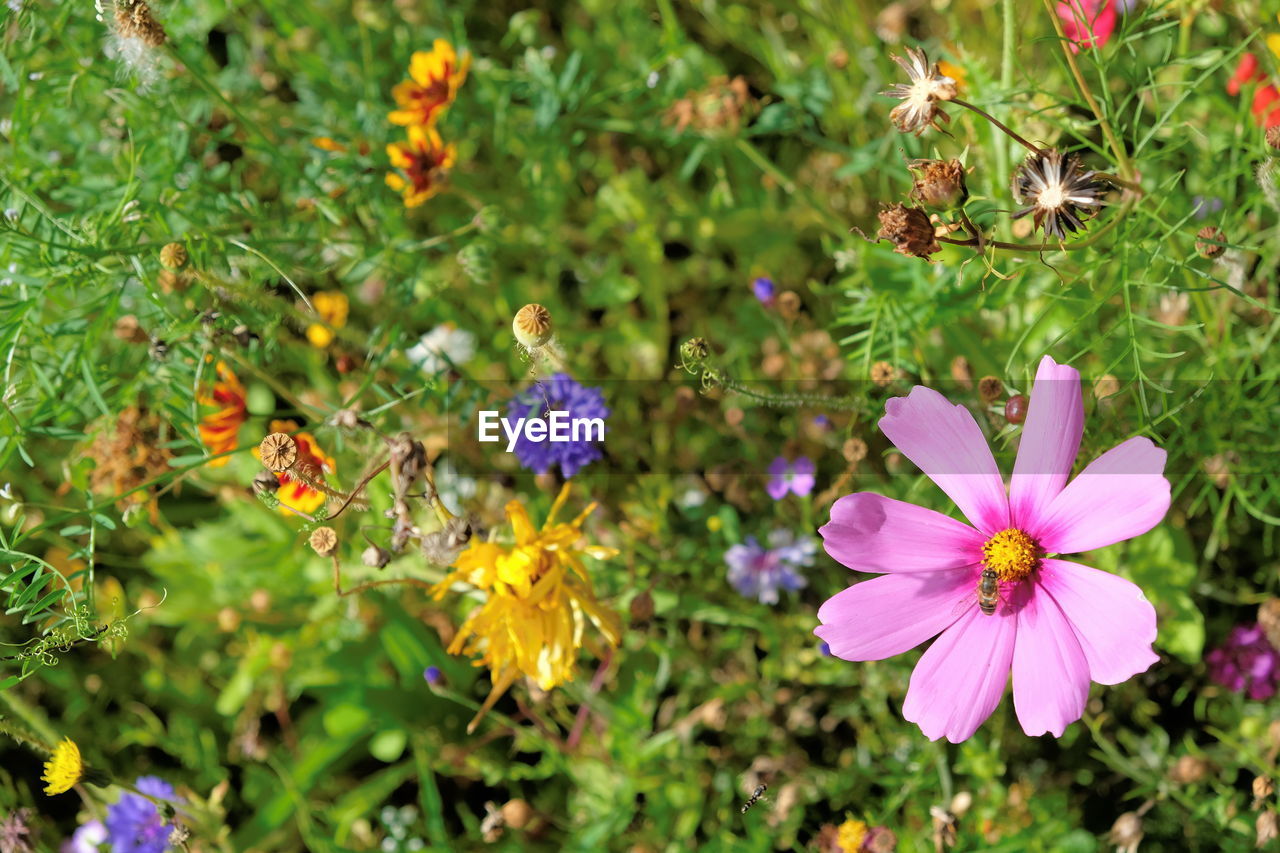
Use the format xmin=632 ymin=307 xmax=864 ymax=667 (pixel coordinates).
xmin=1012 ymin=585 xmax=1090 ymax=736
xmin=820 ymin=493 xmax=985 ymax=572
xmin=902 ymin=606 xmax=1016 ymax=742
xmin=879 ymin=387 xmax=1010 ymax=535
xmin=1031 ymin=437 xmax=1170 ymax=553
xmin=815 ymin=570 xmax=974 ymax=661
xmin=1009 ymin=356 xmax=1083 ymax=530
xmin=1038 ymin=558 xmax=1159 ymax=685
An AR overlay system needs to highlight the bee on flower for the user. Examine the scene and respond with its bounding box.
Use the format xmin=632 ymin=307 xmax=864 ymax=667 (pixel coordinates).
xmin=197 ymin=362 xmax=247 ymax=467
xmin=432 ymin=484 xmax=621 ymax=732
xmin=385 ymin=126 xmax=457 ymax=208
xmin=388 ymin=39 xmax=470 ymax=129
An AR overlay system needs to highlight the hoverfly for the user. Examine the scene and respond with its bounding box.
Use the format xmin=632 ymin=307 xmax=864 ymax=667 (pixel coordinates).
xmin=740 ymin=784 xmax=767 ymax=814
xmin=949 ymin=569 xmax=1019 ymax=618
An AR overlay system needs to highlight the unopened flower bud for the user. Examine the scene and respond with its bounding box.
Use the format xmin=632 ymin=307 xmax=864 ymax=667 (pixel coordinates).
xmin=501 ymin=799 xmax=533 ymax=830
xmin=910 ymin=158 xmax=968 ymax=209
xmin=309 ymin=526 xmax=338 ymax=557
xmin=1169 ymin=754 xmax=1211 ymax=785
xmin=877 ymin=203 xmax=941 ymax=260
xmin=1108 ymin=812 xmax=1143 ymax=852
xmin=513 ymin=304 xmax=553 ymax=349
xmin=1004 ymin=394 xmax=1029 ymax=425
xmin=159 ymin=241 xmax=188 ymax=270
xmin=456 ymin=243 xmax=493 ymax=283
xmin=1196 ymin=226 xmax=1226 ymax=259
xmin=472 ymin=205 xmax=504 ymax=234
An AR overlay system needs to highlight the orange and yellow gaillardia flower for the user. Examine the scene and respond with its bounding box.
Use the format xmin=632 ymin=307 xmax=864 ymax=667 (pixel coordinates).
xmin=432 ymin=484 xmax=621 ymax=732
xmin=306 ymin=290 xmax=349 ymax=348
xmin=388 ymin=39 xmax=470 ymax=129
xmin=253 ymin=420 xmax=336 ymax=516
xmin=197 ymin=362 xmax=247 ymax=467
xmin=386 ymin=126 xmax=456 ymax=208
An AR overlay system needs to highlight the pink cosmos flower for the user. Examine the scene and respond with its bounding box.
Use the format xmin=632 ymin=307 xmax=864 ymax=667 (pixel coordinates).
xmin=1057 ymin=0 xmax=1117 ymax=53
xmin=815 ymin=356 xmax=1169 ymax=742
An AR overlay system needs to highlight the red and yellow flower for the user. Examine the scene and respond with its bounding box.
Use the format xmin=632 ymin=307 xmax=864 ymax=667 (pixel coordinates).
xmin=254 ymin=419 xmax=336 ymax=515
xmin=388 ymin=39 xmax=470 ymax=129
xmin=197 ymin=362 xmax=247 ymax=467
xmin=385 ymin=126 xmax=456 ymax=208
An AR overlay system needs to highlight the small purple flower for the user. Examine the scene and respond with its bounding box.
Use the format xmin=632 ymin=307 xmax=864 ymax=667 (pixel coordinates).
xmin=104 ymin=776 xmax=181 ymax=853
xmin=1206 ymin=624 xmax=1280 ymax=700
xmin=725 ymin=529 xmax=815 ymax=605
xmin=1191 ymin=195 xmax=1223 ymax=220
xmin=812 ymin=415 xmax=830 ymax=429
xmin=751 ymin=277 xmax=775 ymax=305
xmin=62 ymin=821 xmax=105 ymax=853
xmin=819 ymin=641 xmax=832 ymax=657
xmin=423 ymin=665 xmax=443 ymax=686
xmin=506 ymin=374 xmax=609 ymax=479
xmin=766 ymin=456 xmax=815 ymax=500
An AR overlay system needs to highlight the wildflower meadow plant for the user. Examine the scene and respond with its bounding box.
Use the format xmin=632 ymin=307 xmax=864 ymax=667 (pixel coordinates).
xmin=505 ymin=374 xmax=608 ymax=478
xmin=816 ymin=357 xmax=1169 ymax=741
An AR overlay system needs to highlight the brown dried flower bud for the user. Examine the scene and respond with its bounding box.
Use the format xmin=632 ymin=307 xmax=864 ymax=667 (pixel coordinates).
xmin=950 ymin=356 xmax=972 ymax=389
xmin=1258 ymin=599 xmax=1280 ymax=652
xmin=877 ymin=203 xmax=941 ymax=260
xmin=422 ymin=516 xmax=473 ymax=566
xmin=513 ymin=303 xmax=553 ymax=349
xmin=977 ymin=375 xmax=1003 ymax=404
xmin=1169 ymin=754 xmax=1211 ymax=785
xmin=842 ymin=437 xmax=868 ymax=464
xmin=388 ymin=432 xmax=428 ymax=494
xmin=159 ymin=241 xmax=188 ymax=269
xmin=1268 ymin=126 xmax=1280 ymax=150
xmin=362 ymin=545 xmax=391 ymax=569
xmin=1108 ymin=812 xmax=1143 ymax=853
xmin=1093 ymin=374 xmax=1121 ymax=400
xmin=501 ymin=799 xmax=533 ymax=830
xmin=864 ymin=826 xmax=897 ymax=853
xmin=114 ymin=314 xmax=149 ymax=344
xmin=910 ymin=158 xmax=968 ymax=209
xmin=871 ymin=360 xmax=897 ymax=387
xmin=259 ymin=433 xmax=298 ymax=472
xmin=1254 ymin=776 xmax=1276 ymax=807
xmin=1196 ymin=226 xmax=1226 ymax=259
xmin=1258 ymin=810 xmax=1278 ymax=848
xmin=115 ymin=0 xmax=167 ymax=47
xmin=309 ymin=526 xmax=338 ymax=557
xmin=776 ymin=290 xmax=802 ymax=319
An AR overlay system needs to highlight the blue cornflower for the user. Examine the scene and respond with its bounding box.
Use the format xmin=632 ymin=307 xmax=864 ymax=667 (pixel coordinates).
xmin=506 ymin=374 xmax=608 ymax=478
xmin=724 ymin=529 xmax=815 ymax=605
xmin=751 ymin=277 xmax=775 ymax=305
xmin=104 ymin=776 xmax=180 ymax=853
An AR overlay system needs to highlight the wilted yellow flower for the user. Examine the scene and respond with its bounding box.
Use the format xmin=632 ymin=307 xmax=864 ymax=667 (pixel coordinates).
xmin=433 ymin=484 xmax=621 ymax=732
xmin=42 ymin=738 xmax=83 ymax=795
xmin=386 ymin=125 xmax=456 ymax=208
xmin=306 ymin=291 xmax=349 ymax=348
xmin=388 ymin=39 xmax=470 ymax=128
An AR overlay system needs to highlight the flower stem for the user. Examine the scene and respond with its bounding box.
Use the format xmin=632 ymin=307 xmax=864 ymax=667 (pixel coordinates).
xmin=952 ymin=98 xmax=1041 ymax=155
xmin=1041 ymin=0 xmax=1134 ymax=178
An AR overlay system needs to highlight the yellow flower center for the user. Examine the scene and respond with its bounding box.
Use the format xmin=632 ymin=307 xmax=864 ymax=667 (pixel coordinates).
xmin=981 ymin=528 xmax=1040 ymax=582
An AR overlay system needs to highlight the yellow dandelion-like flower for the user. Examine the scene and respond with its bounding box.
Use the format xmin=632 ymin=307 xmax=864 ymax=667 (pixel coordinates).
xmin=433 ymin=484 xmax=621 ymax=732
xmin=306 ymin=291 xmax=349 ymax=348
xmin=837 ymin=818 xmax=868 ymax=853
xmin=42 ymin=738 xmax=84 ymax=795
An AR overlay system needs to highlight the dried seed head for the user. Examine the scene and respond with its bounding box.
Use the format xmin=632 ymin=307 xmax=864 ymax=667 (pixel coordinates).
xmin=1258 ymin=811 xmax=1279 ymax=848
xmin=909 ymin=158 xmax=968 ymax=209
xmin=1011 ymin=150 xmax=1105 ymax=239
xmin=1169 ymin=754 xmax=1211 ymax=785
xmin=513 ymin=304 xmax=553 ymax=349
xmin=977 ymin=375 xmax=1003 ymax=404
xmin=113 ymin=314 xmax=149 ymax=344
xmin=421 ymin=516 xmax=473 ymax=566
xmin=1268 ymin=126 xmax=1280 ymax=151
xmin=1108 ymin=812 xmax=1143 ymax=852
xmin=863 ymin=826 xmax=897 ymax=853
xmin=1255 ymin=776 xmax=1276 ymax=807
xmin=259 ymin=433 xmax=298 ymax=472
xmin=159 ymin=241 xmax=188 ymax=270
xmin=114 ymin=0 xmax=167 ymax=47
xmin=842 ymin=437 xmax=868 ymax=464
xmin=870 ymin=360 xmax=897 ymax=387
xmin=388 ymin=432 xmax=428 ymax=493
xmin=309 ymin=526 xmax=338 ymax=557
xmin=776 ymin=290 xmax=802 ymax=319
xmin=1196 ymin=226 xmax=1227 ymax=259
xmin=361 ymin=545 xmax=391 ymax=569
xmin=251 ymin=470 xmax=280 ymax=496
xmin=876 ymin=203 xmax=941 ymax=260
xmin=1259 ymin=599 xmax=1280 ymax=651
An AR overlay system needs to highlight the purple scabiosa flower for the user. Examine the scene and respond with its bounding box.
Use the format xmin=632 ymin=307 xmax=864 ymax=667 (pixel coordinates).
xmin=62 ymin=821 xmax=105 ymax=853
xmin=725 ymin=529 xmax=815 ymax=605
xmin=1206 ymin=624 xmax=1280 ymax=700
xmin=506 ymin=374 xmax=609 ymax=478
xmin=766 ymin=456 xmax=815 ymax=500
xmin=104 ymin=776 xmax=181 ymax=853
xmin=752 ymin=276 xmax=775 ymax=305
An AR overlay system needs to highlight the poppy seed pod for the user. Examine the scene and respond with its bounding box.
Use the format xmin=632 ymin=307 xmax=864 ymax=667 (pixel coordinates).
xmin=309 ymin=526 xmax=338 ymax=557
xmin=513 ymin=304 xmax=553 ymax=349
xmin=1195 ymin=226 xmax=1226 ymax=259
